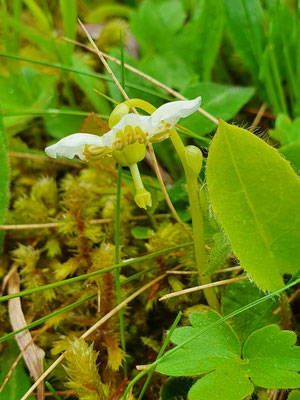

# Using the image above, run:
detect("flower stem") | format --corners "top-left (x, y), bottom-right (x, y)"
top-left (115, 163), bottom-right (127, 376)
top-left (170, 129), bottom-right (220, 311)
top-left (129, 163), bottom-right (144, 191)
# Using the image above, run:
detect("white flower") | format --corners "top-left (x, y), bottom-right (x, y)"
top-left (45, 97), bottom-right (201, 164)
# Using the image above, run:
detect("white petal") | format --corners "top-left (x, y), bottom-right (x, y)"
top-left (45, 133), bottom-right (104, 160)
top-left (151, 96), bottom-right (202, 126)
top-left (109, 114), bottom-right (154, 132)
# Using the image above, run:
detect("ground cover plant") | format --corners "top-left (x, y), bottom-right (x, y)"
top-left (0, 0), bottom-right (299, 399)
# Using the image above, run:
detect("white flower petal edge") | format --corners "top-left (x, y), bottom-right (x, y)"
top-left (151, 96), bottom-right (202, 126)
top-left (44, 97), bottom-right (202, 160)
top-left (45, 133), bottom-right (103, 160)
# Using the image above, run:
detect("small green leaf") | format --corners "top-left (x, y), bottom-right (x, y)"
top-left (188, 359), bottom-right (252, 400)
top-left (222, 280), bottom-right (280, 344)
top-left (156, 311), bottom-right (251, 400)
top-left (157, 312), bottom-right (300, 400)
top-left (223, 0), bottom-right (265, 77)
top-left (269, 114), bottom-right (292, 145)
top-left (131, 226), bottom-right (150, 239)
top-left (130, 0), bottom-right (185, 52)
top-left (44, 107), bottom-right (85, 139)
top-left (71, 56), bottom-right (110, 115)
top-left (182, 83), bottom-right (255, 137)
top-left (206, 120), bottom-right (300, 291)
top-left (288, 391), bottom-right (300, 400)
top-left (0, 67), bottom-right (56, 132)
top-left (140, 53), bottom-right (195, 91)
top-left (270, 115), bottom-right (300, 147)
top-left (280, 142), bottom-right (300, 174)
top-left (157, 311), bottom-right (241, 377)
top-left (243, 325), bottom-right (300, 388)
top-left (173, 0), bottom-right (224, 80)
top-left (269, 115), bottom-right (300, 173)
top-left (0, 341), bottom-right (35, 400)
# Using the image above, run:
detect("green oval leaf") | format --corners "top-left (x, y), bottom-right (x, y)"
top-left (206, 120), bottom-right (300, 291)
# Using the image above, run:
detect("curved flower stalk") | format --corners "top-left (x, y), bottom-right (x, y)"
top-left (45, 97), bottom-right (201, 209)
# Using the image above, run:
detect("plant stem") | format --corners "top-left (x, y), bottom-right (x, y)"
top-left (169, 129), bottom-right (220, 311)
top-left (279, 293), bottom-right (293, 330)
top-left (137, 311), bottom-right (182, 400)
top-left (129, 163), bottom-right (144, 191)
top-left (115, 163), bottom-right (127, 376)
top-left (0, 294), bottom-right (97, 343)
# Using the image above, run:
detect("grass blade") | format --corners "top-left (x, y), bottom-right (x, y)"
top-left (0, 108), bottom-right (10, 253)
top-left (0, 53), bottom-right (172, 101)
top-left (115, 34), bottom-right (127, 376)
top-left (59, 0), bottom-right (77, 64)
top-left (0, 294), bottom-right (97, 344)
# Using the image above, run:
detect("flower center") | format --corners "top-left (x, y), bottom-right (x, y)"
top-left (113, 125), bottom-right (149, 150)
top-left (113, 122), bottom-right (171, 150)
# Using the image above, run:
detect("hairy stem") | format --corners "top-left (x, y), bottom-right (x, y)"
top-left (170, 129), bottom-right (220, 311)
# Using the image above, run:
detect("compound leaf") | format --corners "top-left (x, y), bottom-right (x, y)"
top-left (157, 312), bottom-right (300, 400)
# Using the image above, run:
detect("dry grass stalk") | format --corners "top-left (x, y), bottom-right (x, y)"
top-left (0, 263), bottom-right (18, 296)
top-left (148, 144), bottom-right (193, 240)
top-left (8, 271), bottom-right (45, 400)
top-left (249, 103), bottom-right (267, 132)
top-left (78, 19), bottom-right (130, 102)
top-left (0, 214), bottom-right (170, 231)
top-left (8, 151), bottom-right (82, 168)
top-left (273, 286), bottom-right (300, 315)
top-left (159, 275), bottom-right (248, 301)
top-left (166, 266), bottom-right (243, 275)
top-left (63, 37), bottom-right (219, 125)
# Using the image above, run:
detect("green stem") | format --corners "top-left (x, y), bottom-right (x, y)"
top-left (169, 129), bottom-right (220, 311)
top-left (115, 164), bottom-right (127, 377)
top-left (0, 294), bottom-right (97, 343)
top-left (279, 293), bottom-right (293, 330)
top-left (0, 53), bottom-right (171, 101)
top-left (45, 382), bottom-right (62, 400)
top-left (137, 311), bottom-right (182, 400)
top-left (130, 163), bottom-right (144, 191)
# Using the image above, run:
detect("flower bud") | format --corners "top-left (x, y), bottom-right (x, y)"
top-left (134, 188), bottom-right (152, 209)
top-left (109, 103), bottom-right (130, 128)
top-left (184, 145), bottom-right (203, 176)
